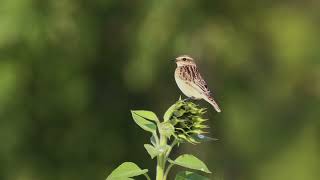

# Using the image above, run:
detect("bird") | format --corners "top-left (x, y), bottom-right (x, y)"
top-left (174, 55), bottom-right (221, 112)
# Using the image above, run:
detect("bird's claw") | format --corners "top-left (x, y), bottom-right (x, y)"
top-left (182, 97), bottom-right (195, 102)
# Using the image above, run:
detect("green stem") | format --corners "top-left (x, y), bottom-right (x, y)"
top-left (161, 140), bottom-right (177, 180)
top-left (156, 134), bottom-right (167, 180)
top-left (163, 163), bottom-right (174, 180)
top-left (156, 156), bottom-right (164, 180)
top-left (165, 139), bottom-right (178, 157)
top-left (152, 132), bottom-right (160, 145)
top-left (144, 173), bottom-right (151, 180)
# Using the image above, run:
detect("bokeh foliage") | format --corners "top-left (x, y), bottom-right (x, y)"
top-left (0, 0), bottom-right (319, 180)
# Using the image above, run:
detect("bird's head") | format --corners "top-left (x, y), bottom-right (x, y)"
top-left (175, 55), bottom-right (196, 67)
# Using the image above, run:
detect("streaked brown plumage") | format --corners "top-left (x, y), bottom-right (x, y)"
top-left (174, 55), bottom-right (221, 112)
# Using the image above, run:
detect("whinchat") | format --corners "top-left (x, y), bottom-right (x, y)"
top-left (174, 55), bottom-right (221, 112)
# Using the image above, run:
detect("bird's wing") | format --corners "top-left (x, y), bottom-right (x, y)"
top-left (179, 65), bottom-right (212, 96)
top-left (193, 69), bottom-right (212, 96)
top-left (181, 66), bottom-right (221, 112)
top-left (194, 70), bottom-right (222, 112)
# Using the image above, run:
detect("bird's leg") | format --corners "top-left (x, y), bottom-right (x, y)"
top-left (182, 97), bottom-right (195, 102)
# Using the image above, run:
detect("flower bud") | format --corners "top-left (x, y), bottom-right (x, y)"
top-left (166, 100), bottom-right (209, 144)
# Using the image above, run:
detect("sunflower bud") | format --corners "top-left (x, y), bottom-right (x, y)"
top-left (165, 100), bottom-right (210, 144)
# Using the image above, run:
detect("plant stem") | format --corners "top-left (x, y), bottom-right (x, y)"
top-left (156, 156), bottom-right (164, 180)
top-left (163, 163), bottom-right (174, 180)
top-left (153, 132), bottom-right (160, 145)
top-left (156, 134), bottom-right (167, 180)
top-left (144, 173), bottom-right (151, 180)
top-left (166, 139), bottom-right (178, 157)
top-left (161, 140), bottom-right (177, 180)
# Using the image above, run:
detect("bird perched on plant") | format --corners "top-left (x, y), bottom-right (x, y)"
top-left (174, 55), bottom-right (221, 112)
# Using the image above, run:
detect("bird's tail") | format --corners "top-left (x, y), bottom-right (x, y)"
top-left (205, 96), bottom-right (221, 113)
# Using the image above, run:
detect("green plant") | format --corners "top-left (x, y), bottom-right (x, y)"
top-left (106, 98), bottom-right (216, 180)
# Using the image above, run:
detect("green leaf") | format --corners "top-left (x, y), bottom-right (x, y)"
top-left (131, 111), bottom-right (157, 133)
top-left (144, 144), bottom-right (170, 159)
top-left (106, 162), bottom-right (148, 180)
top-left (157, 144), bottom-right (170, 154)
top-left (163, 103), bottom-right (177, 122)
top-left (144, 144), bottom-right (160, 159)
top-left (159, 122), bottom-right (175, 137)
top-left (175, 171), bottom-right (210, 180)
top-left (132, 110), bottom-right (159, 123)
top-left (150, 134), bottom-right (157, 146)
top-left (168, 154), bottom-right (211, 173)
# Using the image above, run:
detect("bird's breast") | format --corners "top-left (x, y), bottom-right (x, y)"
top-left (174, 67), bottom-right (202, 99)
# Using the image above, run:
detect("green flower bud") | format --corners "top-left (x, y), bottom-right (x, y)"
top-left (165, 100), bottom-right (211, 144)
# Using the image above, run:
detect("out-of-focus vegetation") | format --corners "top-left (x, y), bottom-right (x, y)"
top-left (0, 0), bottom-right (319, 180)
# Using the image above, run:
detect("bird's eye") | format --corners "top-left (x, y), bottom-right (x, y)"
top-left (182, 58), bottom-right (187, 61)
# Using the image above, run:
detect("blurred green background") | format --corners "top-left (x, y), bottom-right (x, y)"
top-left (1, 0), bottom-right (319, 180)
